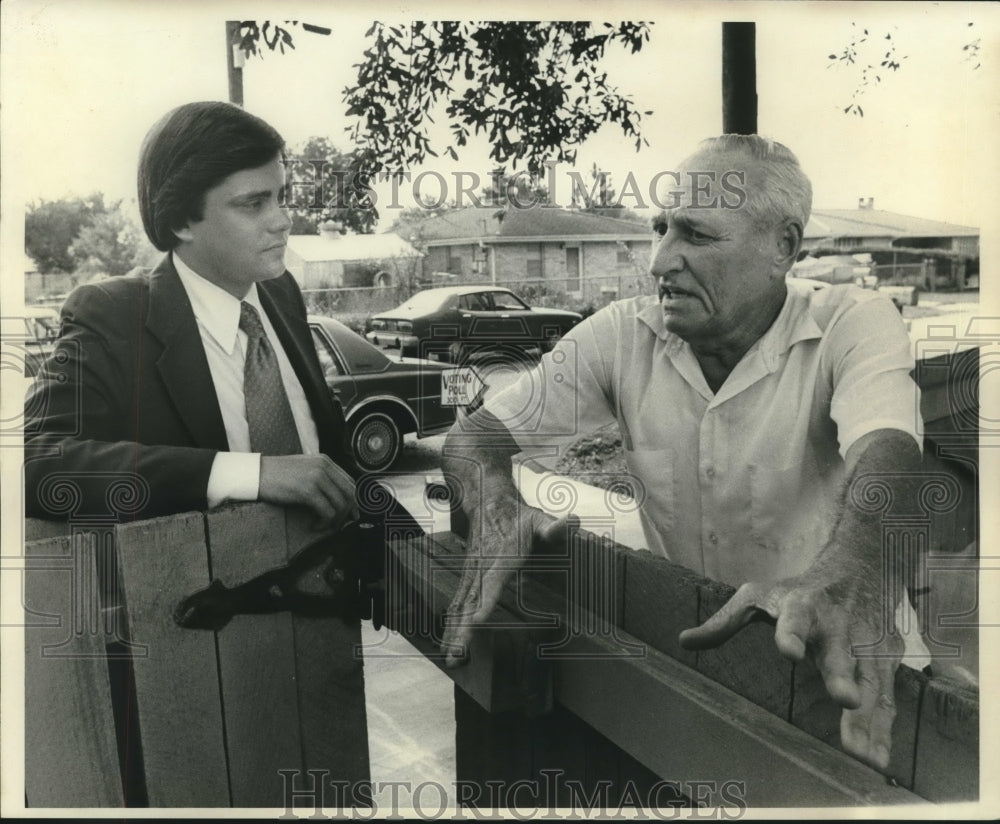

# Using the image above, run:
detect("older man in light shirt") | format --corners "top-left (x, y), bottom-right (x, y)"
top-left (441, 135), bottom-right (924, 772)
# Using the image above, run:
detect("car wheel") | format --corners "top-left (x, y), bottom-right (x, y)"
top-left (350, 411), bottom-right (402, 472)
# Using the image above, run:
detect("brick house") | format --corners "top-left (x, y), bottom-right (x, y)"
top-left (395, 206), bottom-right (652, 302)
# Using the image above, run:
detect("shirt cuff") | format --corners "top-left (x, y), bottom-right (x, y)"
top-left (206, 452), bottom-right (261, 509)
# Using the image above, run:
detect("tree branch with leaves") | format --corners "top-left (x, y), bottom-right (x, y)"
top-left (342, 21), bottom-right (652, 171)
top-left (236, 19), bottom-right (652, 173)
top-left (828, 20), bottom-right (981, 117)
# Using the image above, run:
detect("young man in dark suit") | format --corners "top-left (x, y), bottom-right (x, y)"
top-left (23, 103), bottom-right (423, 805)
top-left (25, 101), bottom-right (363, 525)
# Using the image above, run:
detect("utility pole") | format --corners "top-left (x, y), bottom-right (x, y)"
top-left (226, 21), bottom-right (244, 106)
top-left (722, 22), bottom-right (757, 134)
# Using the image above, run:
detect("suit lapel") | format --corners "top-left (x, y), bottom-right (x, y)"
top-left (145, 256), bottom-right (230, 450)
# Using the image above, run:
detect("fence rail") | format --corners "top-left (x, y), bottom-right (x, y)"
top-left (385, 508), bottom-right (977, 806)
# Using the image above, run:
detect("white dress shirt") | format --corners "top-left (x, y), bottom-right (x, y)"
top-left (486, 281), bottom-right (919, 584)
top-left (173, 253), bottom-right (320, 507)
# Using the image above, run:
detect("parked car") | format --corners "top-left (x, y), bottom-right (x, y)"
top-left (786, 272), bottom-right (904, 312)
top-left (19, 305), bottom-right (60, 377)
top-left (309, 315), bottom-right (456, 472)
top-left (789, 255), bottom-right (878, 289)
top-left (364, 286), bottom-right (583, 363)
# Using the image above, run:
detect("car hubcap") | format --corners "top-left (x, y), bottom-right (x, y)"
top-left (357, 419), bottom-right (395, 467)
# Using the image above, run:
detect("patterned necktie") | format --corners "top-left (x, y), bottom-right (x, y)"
top-left (239, 301), bottom-right (303, 455)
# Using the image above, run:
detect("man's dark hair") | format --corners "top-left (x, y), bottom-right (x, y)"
top-left (137, 101), bottom-right (286, 251)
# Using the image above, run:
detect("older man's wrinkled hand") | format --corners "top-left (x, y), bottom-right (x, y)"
top-left (678, 564), bottom-right (903, 771)
top-left (441, 500), bottom-right (576, 668)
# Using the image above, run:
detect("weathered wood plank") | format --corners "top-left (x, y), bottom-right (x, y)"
top-left (617, 749), bottom-right (689, 809)
top-left (694, 578), bottom-right (793, 718)
top-left (390, 532), bottom-right (554, 714)
top-left (115, 513), bottom-right (229, 806)
top-left (913, 677), bottom-right (979, 802)
top-left (887, 665), bottom-right (924, 788)
top-left (567, 531), bottom-right (626, 630)
top-left (454, 686), bottom-right (535, 808)
top-left (556, 633), bottom-right (923, 807)
top-left (622, 550), bottom-right (700, 665)
top-left (792, 659), bottom-right (925, 789)
top-left (205, 503), bottom-right (303, 807)
top-left (529, 704), bottom-right (589, 808)
top-left (948, 467), bottom-right (978, 552)
top-left (284, 509), bottom-right (370, 795)
top-left (790, 655), bottom-right (841, 751)
top-left (24, 518), bottom-right (71, 541)
top-left (24, 534), bottom-right (123, 807)
top-left (582, 722), bottom-right (623, 808)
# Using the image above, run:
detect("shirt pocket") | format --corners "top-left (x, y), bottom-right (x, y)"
top-left (622, 447), bottom-right (675, 536)
top-left (749, 463), bottom-right (804, 549)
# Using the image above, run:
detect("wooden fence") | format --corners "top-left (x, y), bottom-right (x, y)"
top-left (23, 492), bottom-right (978, 809)
top-left (22, 350), bottom-right (980, 810)
top-left (24, 504), bottom-right (370, 808)
top-left (384, 520), bottom-right (978, 808)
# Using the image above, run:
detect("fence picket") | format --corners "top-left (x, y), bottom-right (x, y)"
top-left (205, 503), bottom-right (304, 807)
top-left (913, 678), bottom-right (979, 802)
top-left (24, 534), bottom-right (123, 807)
top-left (115, 513), bottom-right (230, 806)
top-left (283, 509), bottom-right (371, 804)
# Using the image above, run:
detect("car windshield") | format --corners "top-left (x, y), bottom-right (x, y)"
top-left (397, 291), bottom-right (451, 314)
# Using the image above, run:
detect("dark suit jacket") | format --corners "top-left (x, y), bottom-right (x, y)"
top-left (24, 255), bottom-right (357, 521)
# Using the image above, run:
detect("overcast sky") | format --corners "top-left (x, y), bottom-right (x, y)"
top-left (1, 0), bottom-right (997, 237)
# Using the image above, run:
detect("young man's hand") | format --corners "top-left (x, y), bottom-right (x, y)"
top-left (259, 454), bottom-right (358, 529)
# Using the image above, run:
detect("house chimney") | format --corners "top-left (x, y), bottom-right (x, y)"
top-left (319, 220), bottom-right (343, 238)
top-left (857, 197), bottom-right (874, 210)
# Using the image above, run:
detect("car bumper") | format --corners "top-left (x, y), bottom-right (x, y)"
top-left (366, 331), bottom-right (419, 350)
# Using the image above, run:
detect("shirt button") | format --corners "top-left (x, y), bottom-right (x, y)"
top-left (706, 467), bottom-right (715, 479)
top-left (709, 532), bottom-right (718, 544)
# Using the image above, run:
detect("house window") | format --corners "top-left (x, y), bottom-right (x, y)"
top-left (616, 242), bottom-right (633, 265)
top-left (472, 244), bottom-right (488, 275)
top-left (565, 246), bottom-right (581, 293)
top-left (526, 244), bottom-right (543, 278)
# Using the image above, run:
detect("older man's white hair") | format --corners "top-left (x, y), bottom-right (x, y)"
top-left (686, 134), bottom-right (813, 230)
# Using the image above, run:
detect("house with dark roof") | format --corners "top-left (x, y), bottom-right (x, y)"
top-left (392, 206), bottom-right (652, 301)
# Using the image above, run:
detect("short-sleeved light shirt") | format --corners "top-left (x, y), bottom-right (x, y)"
top-left (486, 281), bottom-right (921, 587)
